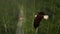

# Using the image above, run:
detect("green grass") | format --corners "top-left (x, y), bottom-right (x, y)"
top-left (0, 0), bottom-right (19, 34)
top-left (0, 0), bottom-right (60, 34)
top-left (21, 0), bottom-right (60, 34)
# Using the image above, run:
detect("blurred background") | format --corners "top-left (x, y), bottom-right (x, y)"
top-left (0, 0), bottom-right (60, 34)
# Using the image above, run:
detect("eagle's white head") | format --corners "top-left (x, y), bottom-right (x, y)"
top-left (43, 15), bottom-right (49, 20)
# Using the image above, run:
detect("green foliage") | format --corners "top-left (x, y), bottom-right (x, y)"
top-left (21, 0), bottom-right (60, 34)
top-left (0, 0), bottom-right (19, 34)
top-left (0, 0), bottom-right (60, 34)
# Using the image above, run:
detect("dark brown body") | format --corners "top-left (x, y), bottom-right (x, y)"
top-left (34, 12), bottom-right (45, 29)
